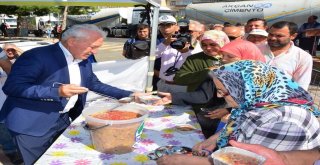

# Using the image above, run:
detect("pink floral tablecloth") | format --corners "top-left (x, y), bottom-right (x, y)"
top-left (35, 103), bottom-right (205, 165)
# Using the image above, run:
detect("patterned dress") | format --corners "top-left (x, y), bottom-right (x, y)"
top-left (210, 60), bottom-right (320, 151)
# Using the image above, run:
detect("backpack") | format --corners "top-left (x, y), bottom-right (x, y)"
top-left (124, 38), bottom-right (150, 59)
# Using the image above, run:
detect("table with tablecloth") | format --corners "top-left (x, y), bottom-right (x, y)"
top-left (35, 101), bottom-right (206, 165)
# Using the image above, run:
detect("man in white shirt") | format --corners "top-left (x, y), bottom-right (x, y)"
top-left (156, 15), bottom-right (195, 93)
top-left (258, 21), bottom-right (313, 90)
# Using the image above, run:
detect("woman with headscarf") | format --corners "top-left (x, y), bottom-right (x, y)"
top-left (156, 60), bottom-right (320, 165)
top-left (174, 30), bottom-right (230, 92)
top-left (160, 30), bottom-right (230, 138)
top-left (204, 39), bottom-right (266, 120)
top-left (156, 40), bottom-right (266, 137)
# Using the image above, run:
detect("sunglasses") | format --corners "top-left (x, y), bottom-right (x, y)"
top-left (228, 36), bottom-right (240, 41)
top-left (5, 48), bottom-right (16, 52)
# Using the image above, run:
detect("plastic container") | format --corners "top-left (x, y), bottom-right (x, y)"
top-left (139, 95), bottom-right (161, 105)
top-left (211, 146), bottom-right (265, 165)
top-left (82, 103), bottom-right (148, 154)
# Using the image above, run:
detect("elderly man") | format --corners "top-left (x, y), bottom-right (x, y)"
top-left (223, 25), bottom-right (243, 41)
top-left (258, 21), bottom-right (313, 90)
top-left (0, 24), bottom-right (140, 165)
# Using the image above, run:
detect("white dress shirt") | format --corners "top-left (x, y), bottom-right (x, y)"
top-left (58, 42), bottom-right (83, 113)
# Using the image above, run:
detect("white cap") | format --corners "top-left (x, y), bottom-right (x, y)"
top-left (158, 15), bottom-right (177, 24)
top-left (249, 29), bottom-right (268, 37)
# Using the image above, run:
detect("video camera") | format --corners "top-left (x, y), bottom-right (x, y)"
top-left (170, 19), bottom-right (192, 50)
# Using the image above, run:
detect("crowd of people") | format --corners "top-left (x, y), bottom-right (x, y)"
top-left (0, 14), bottom-right (319, 165)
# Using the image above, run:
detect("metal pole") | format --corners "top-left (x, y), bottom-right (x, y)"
top-left (145, 6), bottom-right (160, 92)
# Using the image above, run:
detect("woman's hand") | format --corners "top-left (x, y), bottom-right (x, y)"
top-left (192, 133), bottom-right (219, 156)
top-left (153, 92), bottom-right (172, 105)
top-left (204, 108), bottom-right (229, 119)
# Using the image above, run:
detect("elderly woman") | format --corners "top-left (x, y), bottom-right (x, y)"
top-left (156, 60), bottom-right (320, 165)
top-left (157, 40), bottom-right (266, 130)
top-left (166, 30), bottom-right (230, 138)
top-left (174, 30), bottom-right (230, 92)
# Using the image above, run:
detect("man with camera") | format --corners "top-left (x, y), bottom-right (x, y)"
top-left (156, 15), bottom-right (196, 93)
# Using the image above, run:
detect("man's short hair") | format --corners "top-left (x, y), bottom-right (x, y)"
top-left (247, 18), bottom-right (267, 27)
top-left (270, 21), bottom-right (298, 35)
top-left (312, 15), bottom-right (318, 20)
top-left (137, 24), bottom-right (149, 31)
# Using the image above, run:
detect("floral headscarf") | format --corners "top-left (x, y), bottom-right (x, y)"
top-left (220, 39), bottom-right (266, 62)
top-left (201, 30), bottom-right (230, 47)
top-left (210, 60), bottom-right (320, 148)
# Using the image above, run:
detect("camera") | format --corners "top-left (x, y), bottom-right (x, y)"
top-left (170, 19), bottom-right (192, 50)
top-left (164, 66), bottom-right (179, 76)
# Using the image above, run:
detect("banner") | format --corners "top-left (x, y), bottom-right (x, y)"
top-left (86, 57), bottom-right (148, 101)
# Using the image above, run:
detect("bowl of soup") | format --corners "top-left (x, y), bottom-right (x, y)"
top-left (82, 103), bottom-right (148, 154)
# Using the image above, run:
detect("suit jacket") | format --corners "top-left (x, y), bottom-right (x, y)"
top-left (0, 43), bottom-right (132, 136)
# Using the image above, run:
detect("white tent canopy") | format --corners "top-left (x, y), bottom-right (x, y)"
top-left (0, 0), bottom-right (161, 92)
top-left (0, 0), bottom-right (148, 7)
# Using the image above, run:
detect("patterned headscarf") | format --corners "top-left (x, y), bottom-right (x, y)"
top-left (210, 60), bottom-right (320, 148)
top-left (201, 30), bottom-right (230, 47)
top-left (220, 39), bottom-right (266, 62)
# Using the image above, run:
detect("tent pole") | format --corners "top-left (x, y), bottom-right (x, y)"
top-left (145, 5), bottom-right (159, 92)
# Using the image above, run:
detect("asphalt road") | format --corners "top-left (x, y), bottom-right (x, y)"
top-left (95, 37), bottom-right (128, 62)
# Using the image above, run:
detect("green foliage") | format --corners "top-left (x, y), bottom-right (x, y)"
top-left (67, 6), bottom-right (100, 15)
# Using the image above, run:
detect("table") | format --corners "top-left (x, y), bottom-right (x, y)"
top-left (35, 101), bottom-right (205, 165)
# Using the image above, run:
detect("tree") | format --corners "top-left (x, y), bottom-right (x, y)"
top-left (0, 6), bottom-right (60, 36)
top-left (0, 5), bottom-right (99, 36)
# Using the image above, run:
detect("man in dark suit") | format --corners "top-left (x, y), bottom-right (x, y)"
top-left (0, 24), bottom-right (138, 165)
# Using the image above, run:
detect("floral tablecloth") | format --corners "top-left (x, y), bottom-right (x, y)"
top-left (35, 102), bottom-right (205, 165)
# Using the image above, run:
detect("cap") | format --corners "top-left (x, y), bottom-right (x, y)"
top-left (177, 19), bottom-right (190, 27)
top-left (248, 29), bottom-right (268, 37)
top-left (158, 15), bottom-right (177, 24)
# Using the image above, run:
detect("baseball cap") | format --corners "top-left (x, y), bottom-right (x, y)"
top-left (158, 15), bottom-right (177, 25)
top-left (249, 29), bottom-right (268, 37)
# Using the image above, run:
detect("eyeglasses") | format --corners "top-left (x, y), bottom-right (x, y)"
top-left (5, 48), bottom-right (16, 52)
top-left (217, 89), bottom-right (229, 97)
top-left (227, 36), bottom-right (240, 41)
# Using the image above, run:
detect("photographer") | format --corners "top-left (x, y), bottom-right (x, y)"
top-left (156, 15), bottom-right (194, 93)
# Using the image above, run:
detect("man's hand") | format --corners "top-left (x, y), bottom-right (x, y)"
top-left (58, 84), bottom-right (88, 97)
top-left (163, 35), bottom-right (177, 46)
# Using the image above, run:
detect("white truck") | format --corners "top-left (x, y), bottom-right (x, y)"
top-left (21, 15), bottom-right (59, 37)
top-left (0, 15), bottom-right (17, 29)
top-left (185, 0), bottom-right (320, 27)
top-left (67, 6), bottom-right (171, 37)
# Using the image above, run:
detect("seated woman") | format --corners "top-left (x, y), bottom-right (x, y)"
top-left (155, 40), bottom-right (266, 137)
top-left (156, 60), bottom-right (320, 165)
